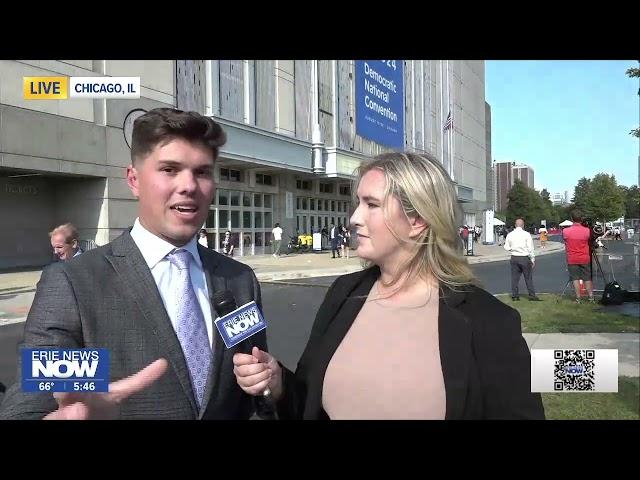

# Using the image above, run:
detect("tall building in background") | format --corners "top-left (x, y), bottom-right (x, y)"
top-left (551, 191), bottom-right (570, 206)
top-left (512, 164), bottom-right (535, 189)
top-left (485, 102), bottom-right (494, 211)
top-left (493, 161), bottom-right (535, 212)
top-left (494, 161), bottom-right (514, 212)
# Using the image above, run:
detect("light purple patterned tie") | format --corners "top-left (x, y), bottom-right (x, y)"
top-left (168, 249), bottom-right (212, 408)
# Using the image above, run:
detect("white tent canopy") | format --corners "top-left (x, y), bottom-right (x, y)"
top-left (493, 218), bottom-right (505, 226)
top-left (559, 220), bottom-right (573, 227)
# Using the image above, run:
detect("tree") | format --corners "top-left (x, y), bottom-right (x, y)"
top-left (626, 64), bottom-right (639, 138)
top-left (506, 180), bottom-right (547, 228)
top-left (539, 188), bottom-right (554, 223)
top-left (572, 177), bottom-right (592, 212)
top-left (585, 174), bottom-right (625, 222)
top-left (620, 185), bottom-right (640, 218)
top-left (506, 180), bottom-right (530, 225)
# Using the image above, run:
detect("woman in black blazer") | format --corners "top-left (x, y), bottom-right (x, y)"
top-left (234, 152), bottom-right (545, 420)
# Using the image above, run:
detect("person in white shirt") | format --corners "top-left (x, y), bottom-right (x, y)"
top-left (504, 218), bottom-right (541, 301)
top-left (197, 229), bottom-right (208, 248)
top-left (271, 223), bottom-right (283, 257)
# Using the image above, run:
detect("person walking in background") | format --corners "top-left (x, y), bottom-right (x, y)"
top-left (461, 225), bottom-right (470, 253)
top-left (504, 218), bottom-right (541, 301)
top-left (538, 225), bottom-right (548, 249)
top-left (49, 223), bottom-right (83, 261)
top-left (197, 229), bottom-right (209, 248)
top-left (342, 225), bottom-right (351, 259)
top-left (271, 223), bottom-right (283, 257)
top-left (330, 223), bottom-right (341, 258)
top-left (222, 230), bottom-right (235, 256)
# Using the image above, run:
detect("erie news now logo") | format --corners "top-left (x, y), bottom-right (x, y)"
top-left (21, 348), bottom-right (110, 393)
top-left (23, 77), bottom-right (140, 99)
top-left (214, 301), bottom-right (267, 348)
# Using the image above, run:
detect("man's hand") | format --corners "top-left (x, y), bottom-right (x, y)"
top-left (43, 358), bottom-right (168, 420)
top-left (234, 347), bottom-right (283, 401)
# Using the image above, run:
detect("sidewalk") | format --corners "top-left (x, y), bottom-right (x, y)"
top-left (0, 239), bottom-right (565, 290)
top-left (235, 238), bottom-right (565, 282)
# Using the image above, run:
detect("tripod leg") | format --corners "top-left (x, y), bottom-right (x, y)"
top-left (560, 277), bottom-right (572, 301)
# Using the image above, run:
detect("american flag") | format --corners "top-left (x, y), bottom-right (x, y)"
top-left (443, 110), bottom-right (453, 131)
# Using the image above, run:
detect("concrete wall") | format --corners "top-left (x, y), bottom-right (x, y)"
top-left (0, 60), bottom-right (177, 261)
top-left (0, 175), bottom-right (55, 268)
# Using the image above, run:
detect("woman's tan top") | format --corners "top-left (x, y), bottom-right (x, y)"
top-left (322, 281), bottom-right (446, 419)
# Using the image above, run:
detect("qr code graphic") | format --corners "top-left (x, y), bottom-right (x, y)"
top-left (553, 350), bottom-right (595, 391)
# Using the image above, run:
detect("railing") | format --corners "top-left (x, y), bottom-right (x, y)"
top-left (80, 239), bottom-right (98, 252)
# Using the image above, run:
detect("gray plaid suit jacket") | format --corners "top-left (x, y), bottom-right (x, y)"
top-left (0, 230), bottom-right (267, 419)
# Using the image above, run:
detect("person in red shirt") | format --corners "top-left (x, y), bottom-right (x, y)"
top-left (562, 211), bottom-right (594, 303)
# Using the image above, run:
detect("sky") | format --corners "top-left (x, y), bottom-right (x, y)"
top-left (485, 60), bottom-right (639, 197)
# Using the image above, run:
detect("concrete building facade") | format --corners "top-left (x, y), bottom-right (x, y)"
top-left (1, 60), bottom-right (492, 268)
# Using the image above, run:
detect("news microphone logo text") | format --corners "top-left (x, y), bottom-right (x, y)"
top-left (21, 348), bottom-right (110, 393)
top-left (214, 301), bottom-right (267, 348)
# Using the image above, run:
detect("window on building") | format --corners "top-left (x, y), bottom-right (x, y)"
top-left (254, 194), bottom-right (262, 208)
top-left (256, 174), bottom-right (273, 186)
top-left (218, 189), bottom-right (228, 205)
top-left (243, 193), bottom-right (251, 207)
top-left (254, 232), bottom-right (263, 247)
top-left (264, 195), bottom-right (272, 208)
top-left (319, 182), bottom-right (334, 194)
top-left (296, 179), bottom-right (312, 190)
top-left (231, 211), bottom-right (240, 228)
top-left (207, 210), bottom-right (216, 228)
top-left (219, 210), bottom-right (229, 229)
top-left (220, 168), bottom-right (242, 182)
top-left (230, 191), bottom-right (240, 206)
top-left (339, 184), bottom-right (351, 196)
top-left (243, 211), bottom-right (251, 228)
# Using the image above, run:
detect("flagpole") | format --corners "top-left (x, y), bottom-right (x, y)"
top-left (439, 60), bottom-right (444, 165)
top-left (447, 60), bottom-right (454, 182)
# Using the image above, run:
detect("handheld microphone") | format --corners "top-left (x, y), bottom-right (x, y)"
top-left (212, 290), bottom-right (276, 420)
top-left (212, 290), bottom-right (238, 318)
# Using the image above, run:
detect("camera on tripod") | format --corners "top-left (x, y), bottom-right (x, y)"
top-left (583, 219), bottom-right (607, 250)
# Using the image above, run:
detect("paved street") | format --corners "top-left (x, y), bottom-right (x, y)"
top-left (1, 237), bottom-right (638, 393)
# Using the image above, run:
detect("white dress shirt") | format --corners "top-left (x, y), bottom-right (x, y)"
top-left (130, 218), bottom-right (214, 347)
top-left (504, 227), bottom-right (535, 260)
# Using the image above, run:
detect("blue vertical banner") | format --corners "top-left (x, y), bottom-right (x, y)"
top-left (355, 60), bottom-right (405, 149)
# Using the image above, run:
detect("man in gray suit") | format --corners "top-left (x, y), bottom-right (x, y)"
top-left (0, 108), bottom-right (268, 419)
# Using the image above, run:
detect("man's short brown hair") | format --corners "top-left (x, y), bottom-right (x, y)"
top-left (570, 210), bottom-right (583, 223)
top-left (130, 108), bottom-right (227, 165)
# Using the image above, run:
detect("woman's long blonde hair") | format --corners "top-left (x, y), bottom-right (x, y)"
top-left (353, 152), bottom-right (477, 290)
